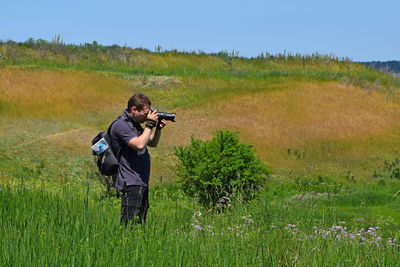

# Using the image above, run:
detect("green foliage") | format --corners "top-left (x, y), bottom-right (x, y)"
top-left (373, 158), bottom-right (400, 180)
top-left (2, 182), bottom-right (400, 266)
top-left (294, 175), bottom-right (343, 194)
top-left (88, 167), bottom-right (119, 198)
top-left (174, 130), bottom-right (271, 208)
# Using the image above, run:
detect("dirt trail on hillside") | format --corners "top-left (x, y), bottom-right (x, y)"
top-left (11, 128), bottom-right (94, 152)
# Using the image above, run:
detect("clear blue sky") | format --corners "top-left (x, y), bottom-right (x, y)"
top-left (1, 0), bottom-right (398, 61)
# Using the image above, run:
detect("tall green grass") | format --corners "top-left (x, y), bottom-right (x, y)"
top-left (1, 179), bottom-right (400, 266)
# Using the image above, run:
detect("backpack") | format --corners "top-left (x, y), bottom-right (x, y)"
top-left (91, 112), bottom-right (134, 176)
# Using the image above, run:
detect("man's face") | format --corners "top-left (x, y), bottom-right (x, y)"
top-left (132, 105), bottom-right (150, 123)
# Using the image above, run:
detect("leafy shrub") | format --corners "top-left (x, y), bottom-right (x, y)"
top-left (174, 130), bottom-right (271, 208)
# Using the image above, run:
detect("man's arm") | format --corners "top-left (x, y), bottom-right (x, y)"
top-left (148, 128), bottom-right (161, 147)
top-left (148, 119), bottom-right (167, 147)
top-left (126, 110), bottom-right (160, 151)
top-left (127, 127), bottom-right (153, 151)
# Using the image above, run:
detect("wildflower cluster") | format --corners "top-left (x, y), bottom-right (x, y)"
top-left (190, 213), bottom-right (255, 237)
top-left (241, 215), bottom-right (254, 224)
top-left (388, 238), bottom-right (400, 248)
top-left (312, 225), bottom-right (383, 246)
top-left (276, 221), bottom-right (400, 248)
top-left (191, 211), bottom-right (206, 232)
top-left (284, 224), bottom-right (299, 235)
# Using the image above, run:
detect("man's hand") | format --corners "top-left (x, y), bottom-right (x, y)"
top-left (157, 119), bottom-right (168, 130)
top-left (144, 109), bottom-right (159, 130)
top-left (147, 109), bottom-right (159, 122)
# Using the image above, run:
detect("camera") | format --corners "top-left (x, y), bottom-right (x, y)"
top-left (151, 108), bottom-right (176, 122)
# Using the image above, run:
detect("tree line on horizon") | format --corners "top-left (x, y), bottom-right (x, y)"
top-left (360, 61), bottom-right (400, 74)
top-left (1, 37), bottom-right (398, 81)
top-left (0, 37), bottom-right (352, 64)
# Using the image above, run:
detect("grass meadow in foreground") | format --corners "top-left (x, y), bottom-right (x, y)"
top-left (1, 178), bottom-right (400, 266)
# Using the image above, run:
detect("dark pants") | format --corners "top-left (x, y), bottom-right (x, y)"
top-left (121, 184), bottom-right (149, 226)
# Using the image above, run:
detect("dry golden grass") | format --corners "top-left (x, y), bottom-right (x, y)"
top-left (220, 81), bottom-right (400, 143)
top-left (165, 81), bottom-right (400, 143)
top-left (161, 80), bottom-right (400, 179)
top-left (0, 67), bottom-right (132, 120)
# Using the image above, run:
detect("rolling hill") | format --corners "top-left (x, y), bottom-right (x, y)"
top-left (1, 39), bottom-right (400, 184)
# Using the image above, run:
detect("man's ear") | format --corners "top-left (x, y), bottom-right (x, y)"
top-left (131, 106), bottom-right (137, 113)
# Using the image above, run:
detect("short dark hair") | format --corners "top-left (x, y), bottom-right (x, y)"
top-left (127, 93), bottom-right (151, 111)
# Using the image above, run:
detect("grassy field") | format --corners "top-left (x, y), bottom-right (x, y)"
top-left (1, 40), bottom-right (400, 265)
top-left (2, 180), bottom-right (400, 265)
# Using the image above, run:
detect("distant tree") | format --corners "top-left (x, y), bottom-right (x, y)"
top-left (361, 61), bottom-right (400, 74)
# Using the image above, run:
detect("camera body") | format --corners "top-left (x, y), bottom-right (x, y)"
top-left (151, 108), bottom-right (176, 122)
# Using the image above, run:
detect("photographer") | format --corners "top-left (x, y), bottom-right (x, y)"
top-left (109, 93), bottom-right (167, 225)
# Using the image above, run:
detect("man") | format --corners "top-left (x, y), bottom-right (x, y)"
top-left (109, 93), bottom-right (167, 225)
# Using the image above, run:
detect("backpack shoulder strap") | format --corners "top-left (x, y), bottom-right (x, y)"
top-left (107, 112), bottom-right (135, 135)
top-left (107, 112), bottom-right (136, 161)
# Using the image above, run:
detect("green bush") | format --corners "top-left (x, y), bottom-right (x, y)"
top-left (174, 130), bottom-right (271, 208)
